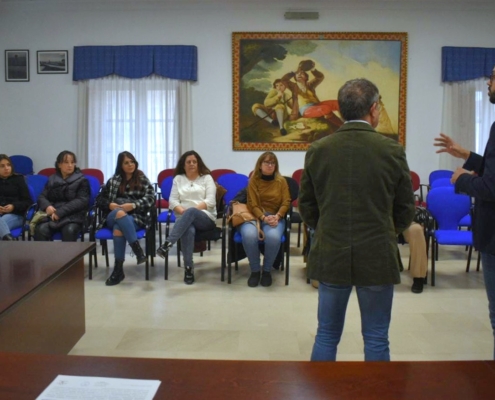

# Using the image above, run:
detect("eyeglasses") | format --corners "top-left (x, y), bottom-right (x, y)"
top-left (185, 160), bottom-right (198, 165)
top-left (123, 160), bottom-right (135, 165)
top-left (262, 161), bottom-right (276, 166)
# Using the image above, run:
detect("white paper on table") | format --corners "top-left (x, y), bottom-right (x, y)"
top-left (36, 374), bottom-right (161, 400)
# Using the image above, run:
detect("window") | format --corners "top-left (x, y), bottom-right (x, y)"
top-left (87, 75), bottom-right (179, 183)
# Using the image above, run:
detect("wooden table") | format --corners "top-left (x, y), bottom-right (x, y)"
top-left (0, 352), bottom-right (494, 399)
top-left (0, 242), bottom-right (94, 355)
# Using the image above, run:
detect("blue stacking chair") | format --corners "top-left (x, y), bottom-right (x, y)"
top-left (21, 175), bottom-right (49, 240)
top-left (428, 169), bottom-right (453, 187)
top-left (430, 177), bottom-right (453, 189)
top-left (90, 201), bottom-right (156, 281)
top-left (427, 186), bottom-right (476, 286)
top-left (10, 155), bottom-right (34, 175)
top-left (224, 175), bottom-right (293, 286)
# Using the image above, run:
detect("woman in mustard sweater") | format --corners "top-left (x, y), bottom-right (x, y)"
top-left (242, 152), bottom-right (291, 287)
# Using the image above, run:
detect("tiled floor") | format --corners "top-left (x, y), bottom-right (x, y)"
top-left (70, 228), bottom-right (493, 361)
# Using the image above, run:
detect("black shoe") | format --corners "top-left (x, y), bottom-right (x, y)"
top-left (2, 233), bottom-right (14, 241)
top-left (106, 260), bottom-right (125, 286)
top-left (184, 266), bottom-right (194, 285)
top-left (130, 240), bottom-right (146, 264)
top-left (105, 271), bottom-right (125, 286)
top-left (260, 271), bottom-right (272, 287)
top-left (280, 128), bottom-right (287, 136)
top-left (248, 271), bottom-right (261, 287)
top-left (156, 241), bottom-right (173, 259)
top-left (411, 278), bottom-right (424, 294)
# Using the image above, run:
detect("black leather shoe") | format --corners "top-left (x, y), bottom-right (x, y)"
top-left (130, 240), bottom-right (146, 264)
top-left (248, 271), bottom-right (261, 287)
top-left (105, 271), bottom-right (125, 286)
top-left (2, 233), bottom-right (15, 241)
top-left (260, 271), bottom-right (272, 287)
top-left (184, 266), bottom-right (194, 285)
top-left (156, 241), bottom-right (173, 259)
top-left (411, 278), bottom-right (424, 294)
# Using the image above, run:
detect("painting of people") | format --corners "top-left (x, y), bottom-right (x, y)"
top-left (232, 32), bottom-right (408, 150)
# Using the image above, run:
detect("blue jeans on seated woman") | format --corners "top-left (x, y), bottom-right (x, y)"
top-left (240, 216), bottom-right (285, 273)
top-left (167, 208), bottom-right (215, 267)
top-left (106, 208), bottom-right (139, 261)
top-left (311, 282), bottom-right (394, 362)
top-left (0, 214), bottom-right (23, 237)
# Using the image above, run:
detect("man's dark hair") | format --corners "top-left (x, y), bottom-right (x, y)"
top-left (337, 78), bottom-right (379, 121)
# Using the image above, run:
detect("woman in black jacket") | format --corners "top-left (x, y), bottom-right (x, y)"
top-left (0, 154), bottom-right (32, 240)
top-left (34, 150), bottom-right (90, 241)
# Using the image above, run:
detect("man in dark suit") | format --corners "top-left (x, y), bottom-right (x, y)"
top-left (299, 78), bottom-right (415, 361)
top-left (434, 68), bottom-right (495, 360)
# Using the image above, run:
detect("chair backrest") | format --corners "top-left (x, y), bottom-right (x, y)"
top-left (429, 169), bottom-right (453, 186)
top-left (284, 176), bottom-right (299, 202)
top-left (427, 186), bottom-right (471, 230)
top-left (430, 177), bottom-right (453, 189)
top-left (157, 168), bottom-right (175, 186)
top-left (410, 171), bottom-right (420, 192)
top-left (210, 169), bottom-right (236, 182)
top-left (217, 173), bottom-right (249, 205)
top-left (25, 174), bottom-right (48, 202)
top-left (84, 175), bottom-right (102, 208)
top-left (10, 155), bottom-right (34, 175)
top-left (81, 168), bottom-right (104, 185)
top-left (37, 167), bottom-right (56, 177)
top-left (159, 176), bottom-right (174, 201)
top-left (292, 169), bottom-right (303, 185)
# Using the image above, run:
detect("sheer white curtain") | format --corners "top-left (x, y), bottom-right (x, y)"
top-left (441, 78), bottom-right (495, 170)
top-left (77, 74), bottom-right (192, 183)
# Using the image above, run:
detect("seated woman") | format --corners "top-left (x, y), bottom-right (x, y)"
top-left (98, 151), bottom-right (155, 286)
top-left (0, 154), bottom-right (32, 240)
top-left (34, 150), bottom-right (90, 242)
top-left (156, 151), bottom-right (217, 285)
top-left (242, 152), bottom-right (291, 287)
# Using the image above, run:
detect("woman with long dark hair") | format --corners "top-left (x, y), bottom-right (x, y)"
top-left (156, 150), bottom-right (217, 285)
top-left (0, 154), bottom-right (31, 240)
top-left (34, 150), bottom-right (90, 242)
top-left (98, 151), bottom-right (155, 286)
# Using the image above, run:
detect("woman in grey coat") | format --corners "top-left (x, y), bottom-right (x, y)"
top-left (34, 150), bottom-right (90, 242)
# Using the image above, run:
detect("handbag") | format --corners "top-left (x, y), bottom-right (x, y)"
top-left (228, 201), bottom-right (264, 240)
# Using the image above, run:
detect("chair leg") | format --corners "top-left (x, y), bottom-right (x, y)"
top-left (466, 246), bottom-right (473, 272)
top-left (476, 251), bottom-right (481, 271)
top-left (297, 223), bottom-right (301, 248)
top-left (431, 237), bottom-right (436, 287)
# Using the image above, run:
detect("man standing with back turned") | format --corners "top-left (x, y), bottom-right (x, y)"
top-left (299, 78), bottom-right (415, 361)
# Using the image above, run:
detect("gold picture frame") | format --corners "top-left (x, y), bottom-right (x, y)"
top-left (232, 32), bottom-right (408, 151)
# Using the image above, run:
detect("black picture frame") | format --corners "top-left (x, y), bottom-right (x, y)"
top-left (37, 50), bottom-right (68, 74)
top-left (5, 50), bottom-right (29, 82)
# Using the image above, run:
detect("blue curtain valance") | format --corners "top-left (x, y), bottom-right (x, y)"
top-left (442, 46), bottom-right (495, 82)
top-left (73, 45), bottom-right (197, 81)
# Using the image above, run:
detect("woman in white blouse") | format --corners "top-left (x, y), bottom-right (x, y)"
top-left (156, 150), bottom-right (217, 284)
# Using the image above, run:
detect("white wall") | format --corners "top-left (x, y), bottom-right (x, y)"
top-left (1, 2), bottom-right (495, 182)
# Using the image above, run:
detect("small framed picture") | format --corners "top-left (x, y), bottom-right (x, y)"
top-left (5, 50), bottom-right (30, 82)
top-left (37, 50), bottom-right (68, 74)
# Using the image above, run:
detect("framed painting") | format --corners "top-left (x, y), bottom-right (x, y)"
top-left (5, 50), bottom-right (29, 82)
top-left (37, 50), bottom-right (69, 74)
top-left (232, 32), bottom-right (408, 151)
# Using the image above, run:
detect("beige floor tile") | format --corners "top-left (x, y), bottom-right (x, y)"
top-left (71, 229), bottom-right (493, 362)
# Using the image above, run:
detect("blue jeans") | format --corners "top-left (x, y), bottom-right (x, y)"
top-left (0, 214), bottom-right (23, 237)
top-left (167, 208), bottom-right (215, 267)
top-left (311, 282), bottom-right (394, 362)
top-left (481, 252), bottom-right (495, 360)
top-left (240, 216), bottom-right (285, 272)
top-left (106, 208), bottom-right (139, 261)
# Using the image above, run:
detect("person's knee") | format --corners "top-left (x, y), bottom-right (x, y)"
top-left (34, 223), bottom-right (51, 241)
top-left (116, 210), bottom-right (127, 219)
top-left (64, 224), bottom-right (82, 241)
